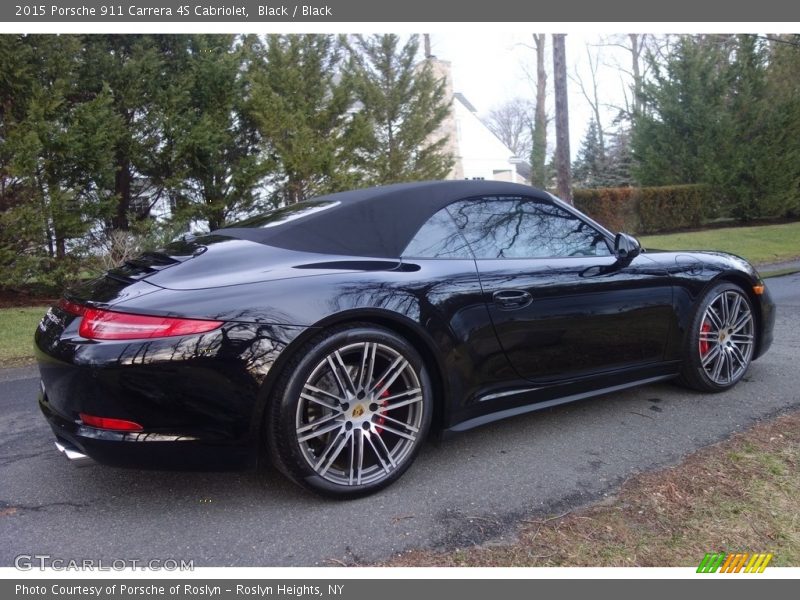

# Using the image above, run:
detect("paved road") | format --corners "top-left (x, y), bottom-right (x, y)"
top-left (1, 274), bottom-right (799, 567)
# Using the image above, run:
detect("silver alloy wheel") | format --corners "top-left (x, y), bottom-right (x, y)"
top-left (698, 289), bottom-right (755, 385)
top-left (295, 342), bottom-right (424, 486)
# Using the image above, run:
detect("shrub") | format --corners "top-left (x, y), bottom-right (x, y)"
top-left (573, 184), bottom-right (716, 234)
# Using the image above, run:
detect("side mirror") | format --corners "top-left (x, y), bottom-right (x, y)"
top-left (614, 232), bottom-right (641, 262)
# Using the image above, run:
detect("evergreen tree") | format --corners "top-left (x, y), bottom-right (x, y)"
top-left (166, 35), bottom-right (269, 230)
top-left (0, 35), bottom-right (122, 289)
top-left (602, 127), bottom-right (634, 188)
top-left (632, 34), bottom-right (800, 219)
top-left (78, 35), bottom-right (174, 231)
top-left (346, 34), bottom-right (453, 185)
top-left (572, 119), bottom-right (605, 188)
top-left (632, 36), bottom-right (730, 188)
top-left (247, 34), bottom-right (361, 205)
top-left (761, 35), bottom-right (800, 218)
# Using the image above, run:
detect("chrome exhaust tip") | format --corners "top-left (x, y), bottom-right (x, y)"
top-left (54, 440), bottom-right (92, 466)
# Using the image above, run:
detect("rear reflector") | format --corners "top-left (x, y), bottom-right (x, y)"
top-left (79, 413), bottom-right (144, 432)
top-left (78, 307), bottom-right (222, 340)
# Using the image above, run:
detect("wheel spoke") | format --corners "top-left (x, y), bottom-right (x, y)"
top-left (710, 349), bottom-right (725, 381)
top-left (316, 430), bottom-right (351, 476)
top-left (732, 311), bottom-right (752, 332)
top-left (297, 419), bottom-right (343, 443)
top-left (729, 344), bottom-right (748, 370)
top-left (381, 393), bottom-right (423, 412)
top-left (371, 429), bottom-right (397, 468)
top-left (296, 411), bottom-right (343, 435)
top-left (363, 431), bottom-right (392, 474)
top-left (701, 344), bottom-right (720, 367)
top-left (730, 333), bottom-right (753, 344)
top-left (302, 383), bottom-right (345, 407)
top-left (375, 422), bottom-right (417, 441)
top-left (348, 428), bottom-right (365, 485)
top-left (727, 294), bottom-right (742, 327)
top-left (377, 412), bottom-right (420, 434)
top-left (705, 305), bottom-right (724, 331)
top-left (357, 342), bottom-right (377, 392)
top-left (370, 356), bottom-right (410, 397)
top-left (327, 351), bottom-right (357, 396)
top-left (719, 294), bottom-right (730, 325)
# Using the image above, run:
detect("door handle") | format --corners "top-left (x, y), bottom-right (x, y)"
top-left (493, 290), bottom-right (533, 310)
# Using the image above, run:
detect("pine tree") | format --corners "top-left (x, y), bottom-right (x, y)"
top-left (572, 119), bottom-right (605, 188)
top-left (602, 128), bottom-right (634, 188)
top-left (346, 34), bottom-right (453, 185)
top-left (0, 35), bottom-right (122, 289)
top-left (165, 35), bottom-right (269, 231)
top-left (247, 34), bottom-right (361, 205)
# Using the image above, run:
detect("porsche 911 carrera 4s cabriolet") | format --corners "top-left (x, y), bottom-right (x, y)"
top-left (35, 180), bottom-right (775, 497)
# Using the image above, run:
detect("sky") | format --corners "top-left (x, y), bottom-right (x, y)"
top-left (429, 32), bottom-right (633, 161)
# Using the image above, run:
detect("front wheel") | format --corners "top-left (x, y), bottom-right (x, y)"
top-left (678, 282), bottom-right (756, 392)
top-left (268, 324), bottom-right (432, 498)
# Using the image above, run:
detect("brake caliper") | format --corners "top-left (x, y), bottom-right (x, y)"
top-left (699, 320), bottom-right (712, 356)
top-left (374, 388), bottom-right (390, 434)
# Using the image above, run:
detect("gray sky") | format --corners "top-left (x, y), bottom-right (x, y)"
top-left (431, 32), bottom-right (633, 160)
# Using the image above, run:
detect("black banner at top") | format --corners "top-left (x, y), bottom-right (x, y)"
top-left (3, 0), bottom-right (800, 23)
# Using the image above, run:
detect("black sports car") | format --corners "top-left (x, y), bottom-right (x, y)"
top-left (35, 180), bottom-right (775, 497)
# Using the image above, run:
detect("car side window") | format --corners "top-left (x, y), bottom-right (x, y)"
top-left (402, 207), bottom-right (473, 259)
top-left (446, 196), bottom-right (611, 259)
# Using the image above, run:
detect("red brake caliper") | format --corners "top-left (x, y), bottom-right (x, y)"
top-left (374, 388), bottom-right (390, 434)
top-left (699, 320), bottom-right (711, 356)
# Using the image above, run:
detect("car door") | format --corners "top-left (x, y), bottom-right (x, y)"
top-left (447, 195), bottom-right (674, 383)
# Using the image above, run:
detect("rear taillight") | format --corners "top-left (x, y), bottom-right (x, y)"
top-left (79, 413), bottom-right (144, 432)
top-left (58, 298), bottom-right (86, 317)
top-left (76, 306), bottom-right (222, 340)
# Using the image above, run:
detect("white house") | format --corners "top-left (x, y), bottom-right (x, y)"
top-left (427, 58), bottom-right (531, 185)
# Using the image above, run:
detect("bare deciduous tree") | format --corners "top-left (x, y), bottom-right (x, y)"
top-left (483, 98), bottom-right (534, 157)
top-left (571, 44), bottom-right (606, 161)
top-left (552, 33), bottom-right (572, 204)
top-left (531, 33), bottom-right (548, 188)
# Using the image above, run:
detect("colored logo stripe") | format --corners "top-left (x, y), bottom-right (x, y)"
top-left (697, 552), bottom-right (773, 573)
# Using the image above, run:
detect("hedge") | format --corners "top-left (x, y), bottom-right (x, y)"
top-left (573, 184), bottom-right (717, 234)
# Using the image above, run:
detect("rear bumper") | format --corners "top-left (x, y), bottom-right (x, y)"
top-left (38, 384), bottom-right (251, 470)
top-left (34, 313), bottom-right (308, 471)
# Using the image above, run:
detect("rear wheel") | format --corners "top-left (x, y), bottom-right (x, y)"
top-left (268, 324), bottom-right (432, 498)
top-left (678, 282), bottom-right (756, 392)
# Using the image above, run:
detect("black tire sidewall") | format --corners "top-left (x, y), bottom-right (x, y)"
top-left (268, 325), bottom-right (433, 498)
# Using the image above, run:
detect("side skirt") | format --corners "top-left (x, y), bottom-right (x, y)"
top-left (444, 373), bottom-right (677, 435)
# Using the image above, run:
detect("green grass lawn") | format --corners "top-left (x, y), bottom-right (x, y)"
top-left (0, 306), bottom-right (48, 367)
top-left (640, 221), bottom-right (800, 265)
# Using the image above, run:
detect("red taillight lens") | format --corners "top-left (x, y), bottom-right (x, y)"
top-left (79, 413), bottom-right (144, 432)
top-left (58, 298), bottom-right (86, 317)
top-left (78, 307), bottom-right (222, 340)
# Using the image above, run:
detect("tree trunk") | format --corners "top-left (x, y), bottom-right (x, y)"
top-left (552, 34), bottom-right (572, 204)
top-left (630, 34), bottom-right (643, 117)
top-left (530, 34), bottom-right (548, 188)
top-left (112, 150), bottom-right (131, 231)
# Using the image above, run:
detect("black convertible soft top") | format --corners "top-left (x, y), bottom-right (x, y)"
top-left (217, 180), bottom-right (552, 258)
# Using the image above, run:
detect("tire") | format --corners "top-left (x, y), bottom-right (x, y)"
top-left (678, 282), bottom-right (757, 392)
top-left (268, 323), bottom-right (433, 498)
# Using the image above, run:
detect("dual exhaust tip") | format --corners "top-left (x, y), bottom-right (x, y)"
top-left (54, 439), bottom-right (92, 467)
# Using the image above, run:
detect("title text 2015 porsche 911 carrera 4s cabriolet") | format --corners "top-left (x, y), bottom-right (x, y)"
top-left (35, 180), bottom-right (775, 497)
